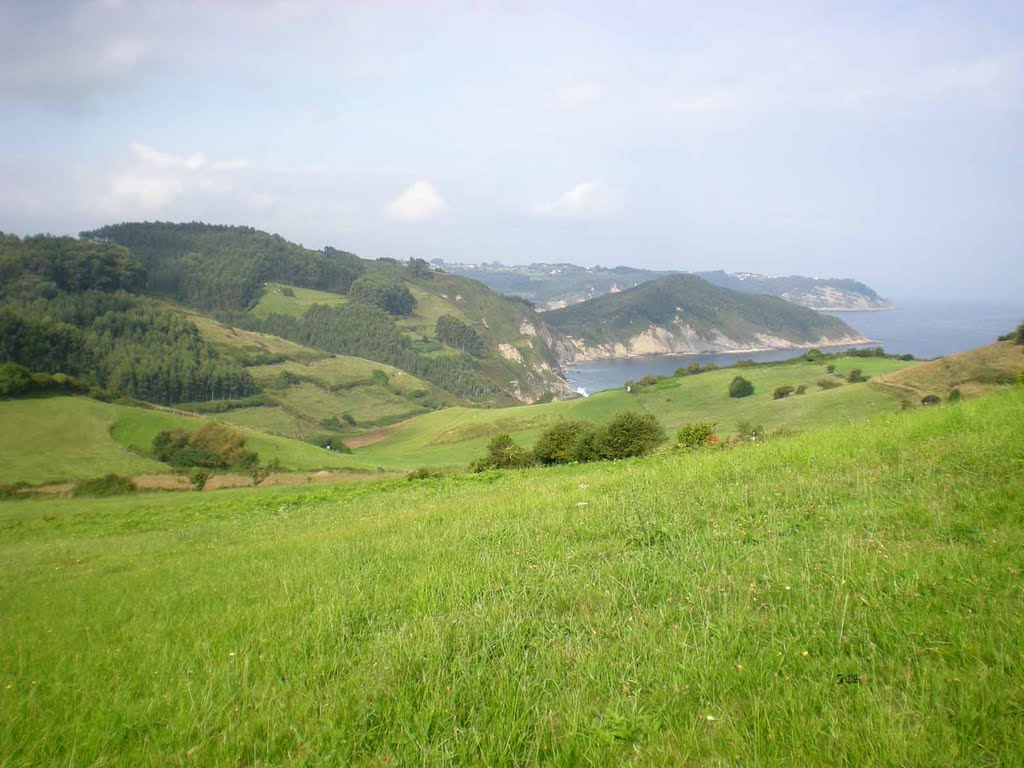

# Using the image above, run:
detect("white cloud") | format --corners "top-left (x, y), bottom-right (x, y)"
top-left (536, 181), bottom-right (620, 221)
top-left (81, 142), bottom-right (255, 216)
top-left (555, 81), bottom-right (605, 108)
top-left (131, 142), bottom-right (208, 170)
top-left (380, 180), bottom-right (450, 222)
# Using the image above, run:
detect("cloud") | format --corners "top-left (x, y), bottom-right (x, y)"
top-left (536, 181), bottom-right (620, 221)
top-left (555, 81), bottom-right (605, 108)
top-left (81, 142), bottom-right (253, 217)
top-left (380, 180), bottom-right (450, 222)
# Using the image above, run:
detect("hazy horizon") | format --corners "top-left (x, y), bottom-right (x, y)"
top-left (2, 1), bottom-right (1023, 302)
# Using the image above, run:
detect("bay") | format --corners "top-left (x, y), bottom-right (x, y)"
top-left (564, 298), bottom-right (1024, 394)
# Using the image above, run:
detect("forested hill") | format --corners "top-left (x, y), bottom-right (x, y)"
top-left (80, 222), bottom-right (364, 311)
top-left (544, 274), bottom-right (867, 361)
top-left (3, 224), bottom-right (573, 404)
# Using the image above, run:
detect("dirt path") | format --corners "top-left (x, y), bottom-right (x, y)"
top-left (345, 416), bottom-right (419, 449)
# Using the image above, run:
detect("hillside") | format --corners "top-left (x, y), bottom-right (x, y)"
top-left (0, 395), bottom-right (369, 486)
top-left (439, 259), bottom-right (892, 312)
top-left (544, 274), bottom-right (867, 361)
top-left (695, 270), bottom-right (894, 311)
top-left (2, 387), bottom-right (1021, 764)
top-left (349, 354), bottom-right (917, 470)
top-left (78, 223), bottom-right (572, 403)
top-left (874, 339), bottom-right (1024, 401)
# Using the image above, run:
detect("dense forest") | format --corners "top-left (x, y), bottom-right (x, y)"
top-left (0, 234), bottom-right (255, 404)
top-left (80, 222), bottom-right (366, 311)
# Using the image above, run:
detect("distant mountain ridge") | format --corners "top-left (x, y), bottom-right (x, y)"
top-left (544, 274), bottom-right (868, 362)
top-left (439, 260), bottom-right (892, 312)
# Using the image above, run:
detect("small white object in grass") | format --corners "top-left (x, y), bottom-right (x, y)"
top-left (706, 715), bottom-right (717, 721)
top-left (579, 483), bottom-right (588, 489)
top-left (577, 501), bottom-right (588, 507)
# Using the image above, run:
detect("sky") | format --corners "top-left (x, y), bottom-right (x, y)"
top-left (1, 0), bottom-right (1022, 300)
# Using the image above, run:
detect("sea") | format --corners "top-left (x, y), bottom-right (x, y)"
top-left (563, 298), bottom-right (1024, 395)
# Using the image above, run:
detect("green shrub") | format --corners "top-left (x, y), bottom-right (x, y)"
top-left (308, 434), bottom-right (351, 453)
top-left (534, 419), bottom-right (598, 465)
top-left (597, 411), bottom-right (666, 460)
top-left (729, 376), bottom-right (754, 398)
top-left (152, 423), bottom-right (258, 469)
top-left (736, 421), bottom-right (764, 442)
top-left (948, 388), bottom-right (963, 402)
top-left (826, 364), bottom-right (836, 374)
top-left (921, 394), bottom-right (942, 406)
top-left (795, 384), bottom-right (808, 395)
top-left (190, 468), bottom-right (210, 491)
top-left (342, 413), bottom-right (356, 426)
top-left (773, 385), bottom-right (795, 400)
top-left (817, 378), bottom-right (841, 390)
top-left (638, 375), bottom-right (661, 387)
top-left (677, 421), bottom-right (715, 450)
top-left (279, 286), bottom-right (295, 297)
top-left (72, 474), bottom-right (135, 497)
top-left (478, 434), bottom-right (535, 470)
top-left (407, 467), bottom-right (444, 481)
top-left (0, 362), bottom-right (33, 396)
top-left (847, 368), bottom-right (867, 383)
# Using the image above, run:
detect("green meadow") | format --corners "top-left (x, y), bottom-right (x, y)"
top-left (1, 388), bottom-right (1022, 765)
top-left (353, 355), bottom-right (918, 470)
top-left (0, 397), bottom-right (361, 485)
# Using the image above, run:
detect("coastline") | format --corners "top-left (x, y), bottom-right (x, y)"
top-left (560, 335), bottom-right (873, 364)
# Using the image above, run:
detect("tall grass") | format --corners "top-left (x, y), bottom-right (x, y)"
top-left (1, 389), bottom-right (1022, 765)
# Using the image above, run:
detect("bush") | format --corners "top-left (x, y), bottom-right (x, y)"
top-left (190, 468), bottom-right (210, 491)
top-left (804, 348), bottom-right (823, 362)
top-left (817, 378), bottom-right (841, 390)
top-left (309, 434), bottom-right (351, 453)
top-left (795, 384), bottom-right (807, 395)
top-left (728, 376), bottom-right (754, 398)
top-left (597, 411), bottom-right (666, 460)
top-left (479, 434), bottom-right (535, 470)
top-left (773, 385), bottom-right (795, 400)
top-left (677, 421), bottom-right (715, 450)
top-left (72, 474), bottom-right (135, 497)
top-left (947, 388), bottom-right (963, 402)
top-left (342, 413), bottom-right (356, 426)
top-left (407, 467), bottom-right (443, 481)
top-left (533, 419), bottom-right (598, 465)
top-left (279, 286), bottom-right (295, 297)
top-left (638, 374), bottom-right (662, 387)
top-left (847, 368), bottom-right (867, 383)
top-left (735, 421), bottom-right (764, 442)
top-left (825, 364), bottom-right (835, 374)
top-left (0, 362), bottom-right (34, 396)
top-left (921, 394), bottom-right (942, 406)
top-left (152, 423), bottom-right (258, 470)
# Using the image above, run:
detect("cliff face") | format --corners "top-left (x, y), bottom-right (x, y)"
top-left (557, 323), bottom-right (869, 363)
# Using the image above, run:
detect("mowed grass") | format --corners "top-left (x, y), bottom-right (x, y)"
top-left (0, 396), bottom-right (366, 485)
top-left (354, 356), bottom-right (918, 469)
top-left (1, 389), bottom-right (1022, 765)
top-left (0, 398), bottom-right (169, 484)
top-left (249, 283), bottom-right (347, 319)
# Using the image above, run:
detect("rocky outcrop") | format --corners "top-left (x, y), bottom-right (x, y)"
top-left (555, 323), bottom-right (870, 363)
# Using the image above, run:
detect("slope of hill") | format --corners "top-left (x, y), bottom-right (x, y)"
top-left (350, 355), bottom-right (917, 470)
top-left (695, 270), bottom-right (894, 311)
top-left (439, 259), bottom-right (892, 312)
top-left (543, 274), bottom-right (867, 361)
top-left (0, 395), bottom-right (367, 486)
top-left (79, 223), bottom-right (573, 403)
top-left (874, 339), bottom-right (1024, 401)
top-left (2, 387), bottom-right (1021, 764)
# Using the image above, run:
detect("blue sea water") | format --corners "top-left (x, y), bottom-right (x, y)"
top-left (564, 298), bottom-right (1024, 394)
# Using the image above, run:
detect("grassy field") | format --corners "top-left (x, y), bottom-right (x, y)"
top-left (0, 396), bottom-right (364, 485)
top-left (875, 340), bottom-right (1024, 401)
top-left (249, 282), bottom-right (348, 319)
top-left (353, 355), bottom-right (919, 470)
top-left (187, 310), bottom-right (326, 363)
top-left (1, 388), bottom-right (1022, 765)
